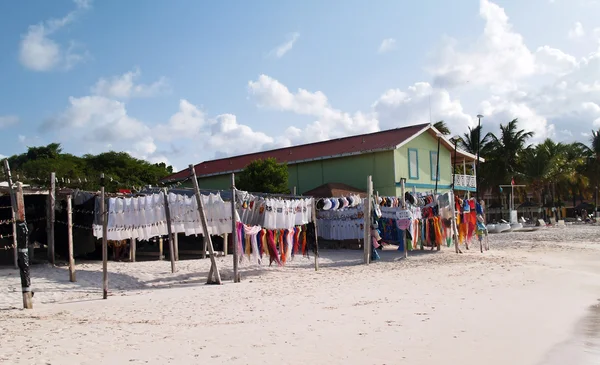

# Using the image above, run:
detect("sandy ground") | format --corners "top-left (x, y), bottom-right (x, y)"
top-left (1, 225), bottom-right (600, 365)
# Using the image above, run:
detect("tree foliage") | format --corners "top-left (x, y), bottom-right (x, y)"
top-left (433, 120), bottom-right (451, 136)
top-left (236, 158), bottom-right (289, 194)
top-left (4, 143), bottom-right (173, 192)
top-left (444, 120), bottom-right (599, 208)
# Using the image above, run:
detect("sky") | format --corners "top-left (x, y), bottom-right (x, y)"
top-left (1, 0), bottom-right (600, 172)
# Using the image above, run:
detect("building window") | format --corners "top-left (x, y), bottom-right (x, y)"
top-left (430, 151), bottom-right (439, 181)
top-left (408, 149), bottom-right (419, 179)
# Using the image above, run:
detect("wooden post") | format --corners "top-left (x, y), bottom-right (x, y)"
top-left (400, 178), bottom-right (408, 259)
top-left (222, 233), bottom-right (228, 256)
top-left (173, 233), bottom-right (179, 261)
top-left (66, 194), bottom-right (76, 282)
top-left (48, 172), bottom-right (55, 265)
top-left (101, 173), bottom-right (108, 300)
top-left (231, 173), bottom-right (240, 283)
top-left (363, 175), bottom-right (372, 264)
top-left (163, 189), bottom-right (176, 273)
top-left (312, 198), bottom-right (319, 271)
top-left (15, 182), bottom-right (33, 309)
top-left (130, 238), bottom-right (136, 262)
top-left (2, 159), bottom-right (18, 269)
top-left (158, 237), bottom-right (164, 260)
top-left (190, 164), bottom-right (222, 285)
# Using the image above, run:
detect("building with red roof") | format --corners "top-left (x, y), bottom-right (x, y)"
top-left (161, 123), bottom-right (482, 196)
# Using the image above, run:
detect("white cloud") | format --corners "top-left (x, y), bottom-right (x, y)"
top-left (378, 38), bottom-right (396, 54)
top-left (568, 22), bottom-right (585, 39)
top-left (269, 33), bottom-right (300, 58)
top-left (479, 94), bottom-right (554, 142)
top-left (248, 74), bottom-right (379, 143)
top-left (19, 0), bottom-right (90, 71)
top-left (373, 82), bottom-right (474, 134)
top-left (535, 46), bottom-right (578, 75)
top-left (206, 114), bottom-right (277, 157)
top-left (0, 115), bottom-right (19, 129)
top-left (91, 67), bottom-right (169, 99)
top-left (153, 99), bottom-right (206, 141)
top-left (430, 0), bottom-right (535, 91)
top-left (18, 135), bottom-right (26, 143)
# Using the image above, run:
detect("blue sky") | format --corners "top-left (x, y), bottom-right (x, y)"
top-left (1, 0), bottom-right (600, 171)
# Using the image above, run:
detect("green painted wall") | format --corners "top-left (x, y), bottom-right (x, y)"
top-left (291, 150), bottom-right (396, 196)
top-left (393, 132), bottom-right (452, 194)
top-left (183, 174), bottom-right (231, 190)
top-left (188, 150), bottom-right (396, 196)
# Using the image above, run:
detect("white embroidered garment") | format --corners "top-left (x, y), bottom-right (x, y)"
top-left (93, 192), bottom-right (237, 241)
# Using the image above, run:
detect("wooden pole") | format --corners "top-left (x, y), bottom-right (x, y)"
top-left (158, 237), bottom-right (164, 260)
top-left (400, 178), bottom-right (408, 259)
top-left (189, 164), bottom-right (222, 285)
top-left (2, 159), bottom-right (18, 269)
top-left (231, 173), bottom-right (240, 283)
top-left (66, 194), bottom-right (76, 282)
top-left (173, 233), bottom-right (179, 261)
top-left (130, 238), bottom-right (136, 262)
top-left (101, 173), bottom-right (108, 300)
top-left (163, 189), bottom-right (176, 273)
top-left (312, 198), bottom-right (319, 271)
top-left (222, 233), bottom-right (228, 256)
top-left (364, 175), bottom-right (372, 264)
top-left (15, 182), bottom-right (32, 309)
top-left (48, 172), bottom-right (55, 265)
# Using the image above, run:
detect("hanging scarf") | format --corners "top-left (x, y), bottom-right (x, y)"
top-left (301, 229), bottom-right (307, 256)
top-left (236, 222), bottom-right (244, 263)
top-left (278, 229), bottom-right (286, 264)
top-left (243, 225), bottom-right (262, 265)
top-left (285, 229), bottom-right (294, 261)
top-left (267, 230), bottom-right (282, 266)
top-left (258, 229), bottom-right (265, 258)
top-left (293, 227), bottom-right (301, 256)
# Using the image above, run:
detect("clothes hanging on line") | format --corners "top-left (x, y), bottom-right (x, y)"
top-left (235, 191), bottom-right (313, 230)
top-left (316, 203), bottom-right (364, 240)
top-left (235, 222), bottom-right (313, 266)
top-left (93, 191), bottom-right (237, 241)
top-left (317, 219), bottom-right (364, 240)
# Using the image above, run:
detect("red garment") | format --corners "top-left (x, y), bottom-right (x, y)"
top-left (267, 230), bottom-right (282, 266)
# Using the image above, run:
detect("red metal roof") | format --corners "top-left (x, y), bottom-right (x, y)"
top-left (162, 123), bottom-right (431, 182)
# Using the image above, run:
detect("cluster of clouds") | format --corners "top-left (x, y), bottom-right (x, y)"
top-left (8, 0), bottom-right (600, 171)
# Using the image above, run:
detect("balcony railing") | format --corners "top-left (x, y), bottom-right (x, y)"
top-left (454, 174), bottom-right (477, 190)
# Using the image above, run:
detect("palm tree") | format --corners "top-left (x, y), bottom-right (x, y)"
top-left (433, 120), bottom-right (451, 136)
top-left (458, 125), bottom-right (492, 155)
top-left (481, 119), bottom-right (533, 202)
top-left (487, 119), bottom-right (534, 174)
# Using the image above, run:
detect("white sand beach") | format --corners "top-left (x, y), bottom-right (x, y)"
top-left (1, 225), bottom-right (600, 365)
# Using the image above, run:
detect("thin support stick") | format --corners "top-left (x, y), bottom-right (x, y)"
top-left (400, 178), bottom-right (408, 259)
top-left (364, 175), bottom-right (372, 264)
top-left (163, 189), bottom-right (176, 273)
top-left (67, 194), bottom-right (76, 282)
top-left (190, 164), bottom-right (222, 285)
top-left (231, 173), bottom-right (240, 283)
top-left (312, 199), bottom-right (319, 271)
top-left (130, 238), bottom-right (136, 262)
top-left (16, 182), bottom-right (32, 309)
top-left (101, 173), bottom-right (108, 300)
top-left (48, 172), bottom-right (56, 265)
top-left (173, 233), bottom-right (179, 261)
